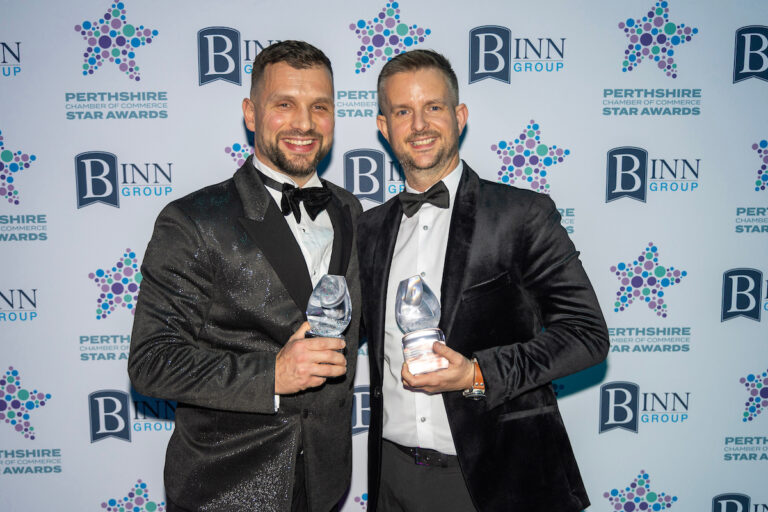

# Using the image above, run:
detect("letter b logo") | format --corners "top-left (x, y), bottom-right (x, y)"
top-left (344, 149), bottom-right (385, 204)
top-left (599, 382), bottom-right (639, 433)
top-left (75, 151), bottom-right (119, 208)
top-left (722, 268), bottom-right (763, 321)
top-left (469, 26), bottom-right (511, 84)
top-left (198, 27), bottom-right (241, 86)
top-left (713, 493), bottom-right (751, 512)
top-left (89, 390), bottom-right (131, 442)
top-left (606, 147), bottom-right (648, 203)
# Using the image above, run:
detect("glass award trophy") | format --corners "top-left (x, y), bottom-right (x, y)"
top-left (395, 275), bottom-right (449, 375)
top-left (306, 275), bottom-right (352, 339)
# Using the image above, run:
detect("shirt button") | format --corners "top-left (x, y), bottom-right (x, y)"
top-left (420, 417), bottom-right (426, 423)
top-left (422, 225), bottom-right (429, 231)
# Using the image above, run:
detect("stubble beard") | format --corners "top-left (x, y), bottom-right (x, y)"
top-left (396, 129), bottom-right (459, 179)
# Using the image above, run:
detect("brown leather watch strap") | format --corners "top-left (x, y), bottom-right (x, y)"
top-left (471, 358), bottom-right (485, 392)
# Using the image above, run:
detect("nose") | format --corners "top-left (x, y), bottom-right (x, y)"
top-left (292, 105), bottom-right (314, 132)
top-left (411, 109), bottom-right (428, 132)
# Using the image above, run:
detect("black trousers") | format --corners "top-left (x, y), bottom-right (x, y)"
top-left (377, 440), bottom-right (476, 512)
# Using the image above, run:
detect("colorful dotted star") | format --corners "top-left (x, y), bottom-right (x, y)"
top-left (102, 480), bottom-right (166, 512)
top-left (740, 369), bottom-right (768, 422)
top-left (88, 248), bottom-right (142, 320)
top-left (0, 130), bottom-right (36, 206)
top-left (492, 120), bottom-right (569, 194)
top-left (752, 140), bottom-right (767, 191)
top-left (353, 494), bottom-right (368, 510)
top-left (0, 366), bottom-right (51, 440)
top-left (604, 471), bottom-right (678, 510)
top-left (618, 1), bottom-right (698, 78)
top-left (225, 143), bottom-right (253, 168)
top-left (74, 1), bottom-right (158, 81)
top-left (610, 243), bottom-right (686, 317)
top-left (349, 2), bottom-right (431, 73)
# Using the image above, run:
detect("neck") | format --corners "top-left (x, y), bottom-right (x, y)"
top-left (404, 155), bottom-right (459, 192)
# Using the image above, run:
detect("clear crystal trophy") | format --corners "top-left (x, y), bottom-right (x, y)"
top-left (395, 276), bottom-right (449, 375)
top-left (306, 275), bottom-right (352, 339)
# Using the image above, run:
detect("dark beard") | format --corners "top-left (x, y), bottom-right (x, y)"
top-left (256, 132), bottom-right (329, 179)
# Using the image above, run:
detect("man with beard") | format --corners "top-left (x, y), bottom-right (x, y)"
top-left (357, 49), bottom-right (608, 511)
top-left (129, 41), bottom-right (361, 512)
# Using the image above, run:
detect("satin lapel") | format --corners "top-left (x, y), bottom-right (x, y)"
top-left (234, 157), bottom-right (313, 314)
top-left (326, 193), bottom-right (352, 277)
top-left (370, 201), bottom-right (403, 373)
top-left (440, 164), bottom-right (478, 341)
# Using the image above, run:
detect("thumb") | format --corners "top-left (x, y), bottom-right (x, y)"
top-left (432, 341), bottom-right (459, 362)
top-left (290, 321), bottom-right (312, 341)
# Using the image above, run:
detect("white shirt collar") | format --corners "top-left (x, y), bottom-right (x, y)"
top-left (404, 160), bottom-right (463, 209)
top-left (252, 155), bottom-right (323, 189)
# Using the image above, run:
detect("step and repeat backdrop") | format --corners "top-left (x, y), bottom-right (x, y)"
top-left (1, 0), bottom-right (767, 510)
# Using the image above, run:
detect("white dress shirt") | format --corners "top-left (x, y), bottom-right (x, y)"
top-left (382, 161), bottom-right (463, 454)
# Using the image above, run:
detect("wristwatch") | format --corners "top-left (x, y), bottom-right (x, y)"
top-left (462, 358), bottom-right (486, 399)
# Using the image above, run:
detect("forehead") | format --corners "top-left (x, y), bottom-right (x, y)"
top-left (381, 67), bottom-right (452, 103)
top-left (257, 62), bottom-right (333, 97)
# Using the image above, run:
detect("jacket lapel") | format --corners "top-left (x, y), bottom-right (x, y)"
top-left (325, 191), bottom-right (353, 277)
top-left (439, 163), bottom-right (478, 341)
top-left (234, 157), bottom-right (313, 314)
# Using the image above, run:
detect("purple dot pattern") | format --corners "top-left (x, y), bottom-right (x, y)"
top-left (604, 471), bottom-right (678, 510)
top-left (752, 140), bottom-right (768, 191)
top-left (349, 3), bottom-right (431, 73)
top-left (88, 248), bottom-right (142, 320)
top-left (491, 120), bottom-right (569, 193)
top-left (0, 129), bottom-right (37, 206)
top-left (0, 366), bottom-right (51, 440)
top-left (610, 243), bottom-right (687, 318)
top-left (618, 1), bottom-right (698, 79)
top-left (740, 369), bottom-right (768, 422)
top-left (101, 480), bottom-right (166, 511)
top-left (74, 2), bottom-right (159, 82)
top-left (225, 143), bottom-right (253, 168)
top-left (353, 494), bottom-right (368, 510)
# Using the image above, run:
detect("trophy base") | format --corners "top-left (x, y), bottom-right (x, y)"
top-left (402, 328), bottom-right (449, 375)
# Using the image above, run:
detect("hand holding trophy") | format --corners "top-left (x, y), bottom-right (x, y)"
top-left (306, 275), bottom-right (351, 340)
top-left (395, 275), bottom-right (449, 375)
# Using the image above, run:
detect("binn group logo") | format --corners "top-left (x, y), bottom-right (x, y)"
top-left (734, 26), bottom-right (768, 84)
top-left (74, 1), bottom-right (158, 82)
top-left (491, 120), bottom-right (569, 194)
top-left (604, 471), bottom-right (678, 510)
top-left (343, 149), bottom-right (404, 205)
top-left (89, 389), bottom-right (176, 443)
top-left (88, 248), bottom-right (142, 320)
top-left (102, 480), bottom-right (166, 511)
top-left (352, 385), bottom-right (370, 436)
top-left (599, 382), bottom-right (690, 434)
top-left (197, 28), bottom-right (280, 86)
top-left (75, 151), bottom-right (174, 208)
top-left (349, 2), bottom-right (431, 74)
top-left (1, 41), bottom-right (21, 78)
top-left (0, 287), bottom-right (38, 323)
top-left (605, 147), bottom-right (700, 202)
top-left (618, 1), bottom-right (698, 79)
top-left (610, 243), bottom-right (686, 318)
top-left (0, 130), bottom-right (36, 206)
top-left (721, 268), bottom-right (766, 322)
top-left (0, 366), bottom-right (51, 440)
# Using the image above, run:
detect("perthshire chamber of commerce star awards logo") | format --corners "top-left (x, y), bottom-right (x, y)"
top-left (610, 243), bottom-right (687, 318)
top-left (0, 366), bottom-right (51, 440)
top-left (604, 471), bottom-right (678, 510)
top-left (349, 2), bottom-right (431, 74)
top-left (753, 140), bottom-right (767, 191)
top-left (88, 248), bottom-right (142, 319)
top-left (0, 130), bottom-right (36, 206)
top-left (618, 1), bottom-right (698, 79)
top-left (74, 1), bottom-right (158, 81)
top-left (102, 480), bottom-right (166, 511)
top-left (740, 369), bottom-right (768, 423)
top-left (225, 143), bottom-right (252, 168)
top-left (491, 120), bottom-right (569, 193)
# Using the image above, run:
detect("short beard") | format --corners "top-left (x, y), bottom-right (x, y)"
top-left (256, 131), bottom-right (329, 179)
top-left (396, 130), bottom-right (457, 177)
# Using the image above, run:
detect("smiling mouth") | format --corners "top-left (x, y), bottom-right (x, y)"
top-left (409, 138), bottom-right (436, 147)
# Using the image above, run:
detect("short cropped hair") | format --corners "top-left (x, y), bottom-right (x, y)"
top-left (377, 49), bottom-right (459, 110)
top-left (249, 40), bottom-right (333, 97)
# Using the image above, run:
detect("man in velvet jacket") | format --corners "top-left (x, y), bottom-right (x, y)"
top-left (358, 50), bottom-right (609, 511)
top-left (128, 41), bottom-right (361, 512)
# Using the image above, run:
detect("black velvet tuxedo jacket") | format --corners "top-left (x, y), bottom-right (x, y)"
top-left (358, 164), bottom-right (609, 512)
top-left (129, 157), bottom-right (362, 512)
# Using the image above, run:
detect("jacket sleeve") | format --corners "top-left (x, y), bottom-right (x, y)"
top-left (473, 193), bottom-right (609, 409)
top-left (128, 203), bottom-right (278, 414)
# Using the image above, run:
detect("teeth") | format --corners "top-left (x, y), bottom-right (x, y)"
top-left (285, 139), bottom-right (314, 146)
top-left (411, 138), bottom-right (435, 146)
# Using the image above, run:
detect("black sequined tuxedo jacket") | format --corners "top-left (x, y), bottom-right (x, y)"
top-left (357, 164), bottom-right (609, 512)
top-left (129, 156), bottom-right (362, 512)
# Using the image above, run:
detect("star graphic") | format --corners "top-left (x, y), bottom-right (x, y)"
top-left (618, 1), bottom-right (698, 78)
top-left (0, 130), bottom-right (36, 206)
top-left (740, 369), bottom-right (768, 422)
top-left (74, 1), bottom-right (158, 81)
top-left (88, 248), bottom-right (142, 320)
top-left (752, 140), bottom-right (767, 191)
top-left (604, 471), bottom-right (678, 509)
top-left (349, 2), bottom-right (431, 73)
top-left (225, 143), bottom-right (253, 168)
top-left (102, 480), bottom-right (166, 512)
top-left (0, 366), bottom-right (51, 440)
top-left (491, 120), bottom-right (569, 194)
top-left (610, 242), bottom-right (686, 317)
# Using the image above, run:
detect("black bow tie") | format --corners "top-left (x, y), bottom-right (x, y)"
top-left (399, 181), bottom-right (450, 217)
top-left (258, 170), bottom-right (332, 223)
